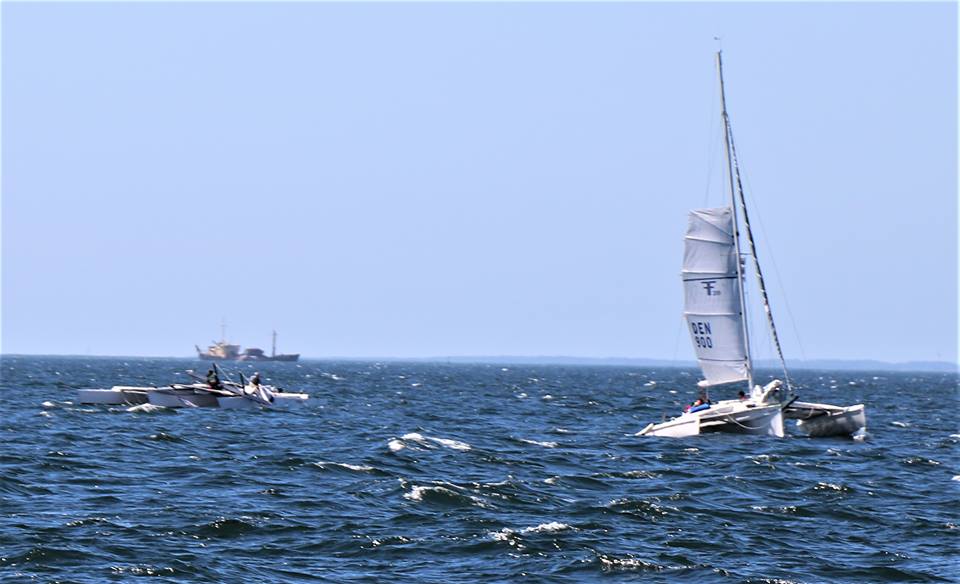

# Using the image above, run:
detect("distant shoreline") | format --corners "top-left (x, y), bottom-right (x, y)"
top-left (1, 354), bottom-right (956, 373)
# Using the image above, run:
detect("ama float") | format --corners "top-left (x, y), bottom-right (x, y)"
top-left (638, 52), bottom-right (866, 438)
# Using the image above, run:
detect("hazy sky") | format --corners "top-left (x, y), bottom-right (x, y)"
top-left (2, 2), bottom-right (957, 363)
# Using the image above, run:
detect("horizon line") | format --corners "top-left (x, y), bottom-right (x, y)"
top-left (1, 353), bottom-right (956, 372)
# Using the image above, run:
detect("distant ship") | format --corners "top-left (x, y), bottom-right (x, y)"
top-left (196, 329), bottom-right (300, 362)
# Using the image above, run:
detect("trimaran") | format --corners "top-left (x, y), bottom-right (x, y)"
top-left (639, 52), bottom-right (866, 438)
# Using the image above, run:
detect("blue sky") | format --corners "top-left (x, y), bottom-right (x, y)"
top-left (2, 2), bottom-right (956, 363)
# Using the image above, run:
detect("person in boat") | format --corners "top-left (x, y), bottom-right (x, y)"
top-left (738, 390), bottom-right (747, 401)
top-left (684, 390), bottom-right (712, 413)
top-left (206, 368), bottom-right (222, 390)
top-left (250, 371), bottom-right (261, 387)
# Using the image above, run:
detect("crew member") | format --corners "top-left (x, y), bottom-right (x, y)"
top-left (206, 368), bottom-right (222, 390)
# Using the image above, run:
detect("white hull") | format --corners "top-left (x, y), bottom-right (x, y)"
top-left (78, 386), bottom-right (152, 405)
top-left (790, 402), bottom-right (866, 437)
top-left (639, 400), bottom-right (785, 438)
top-left (147, 389), bottom-right (220, 408)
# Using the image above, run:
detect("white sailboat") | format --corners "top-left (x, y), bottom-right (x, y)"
top-left (639, 52), bottom-right (865, 438)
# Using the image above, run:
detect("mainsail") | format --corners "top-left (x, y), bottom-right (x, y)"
top-left (682, 207), bottom-right (749, 386)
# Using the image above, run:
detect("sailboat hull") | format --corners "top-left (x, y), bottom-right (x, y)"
top-left (638, 402), bottom-right (784, 438)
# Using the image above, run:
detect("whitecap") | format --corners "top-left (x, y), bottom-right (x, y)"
top-left (542, 394), bottom-right (554, 401)
top-left (315, 461), bottom-right (375, 472)
top-left (520, 438), bottom-right (558, 448)
top-left (544, 476), bottom-right (559, 485)
top-left (490, 528), bottom-right (515, 541)
top-left (404, 484), bottom-right (486, 507)
top-left (643, 381), bottom-right (656, 387)
top-left (892, 421), bottom-right (909, 428)
top-left (403, 485), bottom-right (431, 501)
top-left (952, 475), bottom-right (960, 482)
top-left (392, 433), bottom-right (471, 451)
top-left (431, 437), bottom-right (471, 451)
top-left (517, 392), bottom-right (528, 399)
top-left (41, 401), bottom-right (56, 408)
top-left (520, 521), bottom-right (573, 534)
top-left (127, 404), bottom-right (166, 413)
top-left (410, 383), bottom-right (422, 388)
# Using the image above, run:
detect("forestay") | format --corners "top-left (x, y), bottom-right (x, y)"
top-left (682, 207), bottom-right (748, 386)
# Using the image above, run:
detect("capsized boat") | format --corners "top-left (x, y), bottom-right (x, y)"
top-left (75, 366), bottom-right (310, 410)
top-left (638, 52), bottom-right (865, 438)
top-left (77, 386), bottom-right (153, 405)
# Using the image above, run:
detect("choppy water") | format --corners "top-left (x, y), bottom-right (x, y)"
top-left (1, 356), bottom-right (957, 582)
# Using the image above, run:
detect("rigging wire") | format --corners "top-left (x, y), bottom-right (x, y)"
top-left (723, 113), bottom-right (792, 393)
top-left (736, 153), bottom-right (809, 362)
top-left (702, 87), bottom-right (722, 207)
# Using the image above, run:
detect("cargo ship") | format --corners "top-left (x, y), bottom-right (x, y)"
top-left (196, 329), bottom-right (299, 362)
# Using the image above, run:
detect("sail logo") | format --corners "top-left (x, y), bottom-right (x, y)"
top-left (702, 281), bottom-right (720, 296)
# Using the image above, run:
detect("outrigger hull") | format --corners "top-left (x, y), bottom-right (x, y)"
top-left (787, 402), bottom-right (866, 437)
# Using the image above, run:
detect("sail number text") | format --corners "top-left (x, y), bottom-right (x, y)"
top-left (690, 321), bottom-right (713, 349)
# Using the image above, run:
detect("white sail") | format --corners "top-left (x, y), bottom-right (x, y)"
top-left (682, 207), bottom-right (749, 386)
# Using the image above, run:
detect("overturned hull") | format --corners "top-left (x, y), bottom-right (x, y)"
top-left (786, 402), bottom-right (866, 437)
top-left (78, 386), bottom-right (151, 405)
top-left (147, 389), bottom-right (220, 408)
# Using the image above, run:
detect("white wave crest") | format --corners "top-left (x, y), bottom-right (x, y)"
top-left (520, 438), bottom-right (558, 448)
top-left (127, 404), bottom-right (166, 413)
top-left (315, 461), bottom-right (374, 472)
top-left (431, 437), bottom-right (471, 451)
top-left (394, 432), bottom-right (471, 451)
top-left (403, 484), bottom-right (486, 507)
top-left (521, 521), bottom-right (573, 534)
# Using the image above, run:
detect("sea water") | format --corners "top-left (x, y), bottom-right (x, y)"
top-left (1, 356), bottom-right (957, 582)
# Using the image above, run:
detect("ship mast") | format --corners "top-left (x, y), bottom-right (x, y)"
top-left (716, 51), bottom-right (755, 392)
top-left (272, 330), bottom-right (277, 358)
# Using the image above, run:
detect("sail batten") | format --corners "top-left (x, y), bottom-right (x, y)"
top-left (683, 207), bottom-right (749, 387)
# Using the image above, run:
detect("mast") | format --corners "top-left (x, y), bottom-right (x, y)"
top-left (220, 318), bottom-right (227, 344)
top-left (272, 330), bottom-right (277, 358)
top-left (716, 51), bottom-right (792, 394)
top-left (716, 51), bottom-right (754, 392)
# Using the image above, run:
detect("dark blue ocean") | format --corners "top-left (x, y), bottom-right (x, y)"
top-left (1, 356), bottom-right (957, 583)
